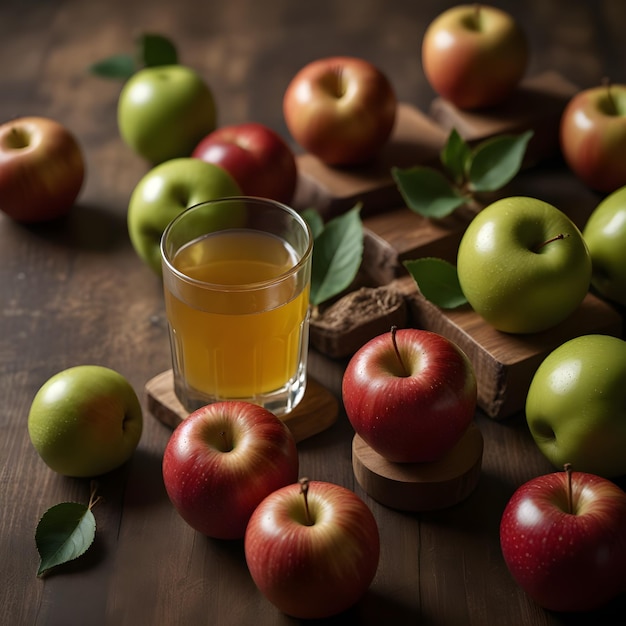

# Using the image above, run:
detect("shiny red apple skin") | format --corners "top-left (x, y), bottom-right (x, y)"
top-left (283, 56), bottom-right (397, 166)
top-left (162, 401), bottom-right (299, 540)
top-left (500, 469), bottom-right (626, 612)
top-left (422, 4), bottom-right (528, 110)
top-left (244, 480), bottom-right (380, 619)
top-left (0, 116), bottom-right (85, 223)
top-left (191, 122), bottom-right (298, 204)
top-left (560, 84), bottom-right (626, 193)
top-left (342, 328), bottom-right (477, 463)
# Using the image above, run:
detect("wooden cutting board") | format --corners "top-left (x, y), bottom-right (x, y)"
top-left (145, 370), bottom-right (339, 443)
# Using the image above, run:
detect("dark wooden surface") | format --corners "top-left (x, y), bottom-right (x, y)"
top-left (2, 1), bottom-right (626, 624)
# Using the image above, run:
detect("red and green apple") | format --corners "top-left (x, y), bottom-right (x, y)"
top-left (342, 327), bottom-right (477, 463)
top-left (162, 401), bottom-right (299, 540)
top-left (0, 116), bottom-right (84, 223)
top-left (422, 4), bottom-right (528, 110)
top-left (500, 465), bottom-right (626, 612)
top-left (192, 122), bottom-right (298, 205)
top-left (244, 478), bottom-right (380, 619)
top-left (283, 56), bottom-right (397, 166)
top-left (560, 82), bottom-right (626, 193)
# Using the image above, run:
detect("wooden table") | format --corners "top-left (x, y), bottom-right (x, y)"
top-left (2, 1), bottom-right (625, 624)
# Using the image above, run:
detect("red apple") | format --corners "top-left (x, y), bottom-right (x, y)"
top-left (500, 465), bottom-right (626, 612)
top-left (342, 327), bottom-right (477, 463)
top-left (162, 401), bottom-right (299, 540)
top-left (191, 122), bottom-right (298, 204)
top-left (244, 478), bottom-right (380, 619)
top-left (0, 116), bottom-right (85, 223)
top-left (283, 56), bottom-right (397, 166)
top-left (560, 82), bottom-right (626, 193)
top-left (422, 4), bottom-right (528, 110)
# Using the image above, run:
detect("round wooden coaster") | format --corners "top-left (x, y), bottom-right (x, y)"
top-left (352, 421), bottom-right (484, 511)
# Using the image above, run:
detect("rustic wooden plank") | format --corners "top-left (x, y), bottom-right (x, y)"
top-left (292, 103), bottom-right (447, 218)
top-left (429, 70), bottom-right (579, 166)
top-left (396, 276), bottom-right (624, 419)
top-left (293, 71), bottom-right (578, 223)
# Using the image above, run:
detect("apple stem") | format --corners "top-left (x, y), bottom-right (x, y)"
top-left (564, 463), bottom-right (573, 514)
top-left (471, 4), bottom-right (482, 29)
top-left (299, 477), bottom-right (314, 526)
top-left (220, 429), bottom-right (234, 452)
top-left (532, 233), bottom-right (568, 253)
top-left (331, 65), bottom-right (346, 98)
top-left (7, 126), bottom-right (29, 150)
top-left (390, 326), bottom-right (410, 377)
top-left (603, 77), bottom-right (618, 115)
top-left (88, 480), bottom-right (102, 510)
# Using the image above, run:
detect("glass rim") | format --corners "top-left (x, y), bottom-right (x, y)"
top-left (160, 196), bottom-right (314, 292)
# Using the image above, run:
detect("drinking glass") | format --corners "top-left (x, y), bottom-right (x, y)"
top-left (160, 197), bottom-right (313, 416)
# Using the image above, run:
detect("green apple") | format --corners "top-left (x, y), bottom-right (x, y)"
top-left (457, 196), bottom-right (592, 334)
top-left (127, 157), bottom-right (242, 274)
top-left (27, 365), bottom-right (143, 477)
top-left (526, 334), bottom-right (626, 478)
top-left (582, 185), bottom-right (626, 307)
top-left (117, 64), bottom-right (216, 164)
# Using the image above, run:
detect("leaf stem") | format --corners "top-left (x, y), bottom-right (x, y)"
top-left (390, 326), bottom-right (409, 377)
top-left (88, 480), bottom-right (101, 510)
top-left (299, 477), bottom-right (313, 526)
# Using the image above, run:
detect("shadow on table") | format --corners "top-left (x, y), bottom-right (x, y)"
top-left (21, 201), bottom-right (129, 253)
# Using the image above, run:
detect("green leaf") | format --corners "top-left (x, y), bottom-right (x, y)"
top-left (137, 33), bottom-right (178, 67)
top-left (301, 208), bottom-right (325, 239)
top-left (88, 54), bottom-right (136, 80)
top-left (468, 130), bottom-right (534, 192)
top-left (440, 129), bottom-right (471, 185)
top-left (310, 205), bottom-right (364, 306)
top-left (35, 502), bottom-right (96, 577)
top-left (403, 257), bottom-right (467, 309)
top-left (392, 165), bottom-right (469, 218)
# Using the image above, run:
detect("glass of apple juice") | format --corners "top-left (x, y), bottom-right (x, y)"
top-left (160, 197), bottom-right (313, 416)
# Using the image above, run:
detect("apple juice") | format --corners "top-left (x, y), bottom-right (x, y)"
top-left (163, 229), bottom-right (310, 411)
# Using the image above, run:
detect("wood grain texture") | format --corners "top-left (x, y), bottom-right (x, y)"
top-left (2, 1), bottom-right (626, 625)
